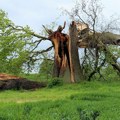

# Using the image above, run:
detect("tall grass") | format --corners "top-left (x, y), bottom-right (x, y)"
top-left (0, 81), bottom-right (120, 119)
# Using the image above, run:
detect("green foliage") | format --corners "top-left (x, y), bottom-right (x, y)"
top-left (101, 65), bottom-right (120, 81)
top-left (0, 10), bottom-right (33, 74)
top-left (39, 58), bottom-right (54, 79)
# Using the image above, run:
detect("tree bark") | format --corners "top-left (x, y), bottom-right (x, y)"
top-left (68, 21), bottom-right (84, 82)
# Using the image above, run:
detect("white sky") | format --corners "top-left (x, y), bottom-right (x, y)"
top-left (0, 0), bottom-right (72, 31)
top-left (0, 0), bottom-right (120, 32)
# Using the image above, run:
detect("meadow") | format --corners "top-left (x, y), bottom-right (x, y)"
top-left (0, 80), bottom-right (120, 120)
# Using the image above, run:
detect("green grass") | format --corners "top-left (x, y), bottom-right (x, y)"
top-left (19, 73), bottom-right (52, 83)
top-left (19, 73), bottom-right (46, 81)
top-left (0, 81), bottom-right (120, 120)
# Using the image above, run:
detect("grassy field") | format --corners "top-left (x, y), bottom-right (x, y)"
top-left (0, 81), bottom-right (120, 120)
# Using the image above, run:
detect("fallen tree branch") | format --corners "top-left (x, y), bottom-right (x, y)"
top-left (78, 39), bottom-right (120, 48)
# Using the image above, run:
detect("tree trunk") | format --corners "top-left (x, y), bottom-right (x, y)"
top-left (52, 21), bottom-right (85, 82)
top-left (68, 21), bottom-right (84, 82)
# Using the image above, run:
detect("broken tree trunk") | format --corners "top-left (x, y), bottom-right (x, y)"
top-left (49, 22), bottom-right (85, 83)
top-left (68, 21), bottom-right (84, 82)
top-left (0, 73), bottom-right (46, 90)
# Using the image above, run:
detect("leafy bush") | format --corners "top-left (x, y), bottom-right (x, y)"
top-left (48, 78), bottom-right (63, 88)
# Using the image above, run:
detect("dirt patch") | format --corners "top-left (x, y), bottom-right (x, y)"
top-left (0, 73), bottom-right (46, 90)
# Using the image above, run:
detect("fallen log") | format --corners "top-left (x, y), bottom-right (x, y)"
top-left (0, 73), bottom-right (46, 90)
top-left (78, 39), bottom-right (120, 48)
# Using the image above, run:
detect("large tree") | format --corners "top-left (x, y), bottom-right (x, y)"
top-left (2, 0), bottom-right (120, 82)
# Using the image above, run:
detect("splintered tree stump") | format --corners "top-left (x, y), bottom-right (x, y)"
top-left (69, 21), bottom-right (84, 82)
top-left (43, 22), bottom-right (70, 82)
top-left (46, 22), bottom-right (76, 83)
top-left (0, 73), bottom-right (46, 90)
top-left (45, 21), bottom-right (85, 82)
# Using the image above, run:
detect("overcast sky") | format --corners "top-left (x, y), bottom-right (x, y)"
top-left (0, 0), bottom-right (120, 32)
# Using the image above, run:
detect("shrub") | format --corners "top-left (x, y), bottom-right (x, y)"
top-left (48, 78), bottom-right (63, 88)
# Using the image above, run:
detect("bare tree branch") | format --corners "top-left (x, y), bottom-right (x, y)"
top-left (88, 58), bottom-right (106, 81)
top-left (30, 39), bottom-right (43, 52)
top-left (32, 46), bottom-right (53, 55)
top-left (29, 46), bottom-right (53, 61)
top-left (9, 25), bottom-right (49, 40)
top-left (42, 25), bottom-right (53, 35)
